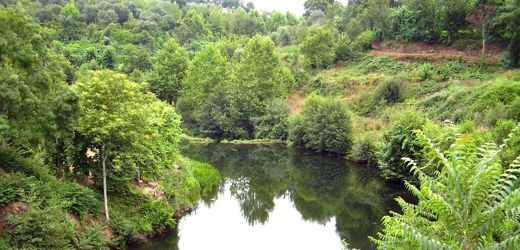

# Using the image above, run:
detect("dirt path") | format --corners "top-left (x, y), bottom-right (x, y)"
top-left (288, 91), bottom-right (305, 114)
top-left (370, 41), bottom-right (501, 64)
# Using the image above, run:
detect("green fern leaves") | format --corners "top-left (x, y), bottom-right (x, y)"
top-left (372, 126), bottom-right (520, 249)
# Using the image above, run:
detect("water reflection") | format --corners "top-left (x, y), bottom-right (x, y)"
top-left (137, 143), bottom-right (409, 250)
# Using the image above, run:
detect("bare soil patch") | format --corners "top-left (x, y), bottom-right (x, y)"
top-left (288, 91), bottom-right (306, 114)
top-left (371, 41), bottom-right (501, 64)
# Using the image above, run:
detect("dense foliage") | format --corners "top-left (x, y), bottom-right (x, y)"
top-left (288, 94), bottom-right (353, 155)
top-left (373, 130), bottom-right (520, 249)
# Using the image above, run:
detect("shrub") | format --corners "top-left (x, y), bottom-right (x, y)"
top-left (353, 30), bottom-right (375, 50)
top-left (300, 27), bottom-right (335, 69)
top-left (141, 199), bottom-right (176, 230)
top-left (379, 111), bottom-right (428, 181)
top-left (161, 168), bottom-right (201, 210)
top-left (77, 223), bottom-right (108, 249)
top-left (0, 174), bottom-right (34, 207)
top-left (54, 182), bottom-right (101, 218)
top-left (353, 91), bottom-right (384, 117)
top-left (4, 202), bottom-right (76, 249)
top-left (416, 63), bottom-right (435, 81)
top-left (435, 60), bottom-right (481, 81)
top-left (492, 120), bottom-right (520, 166)
top-left (373, 132), bottom-right (520, 249)
top-left (357, 56), bottom-right (408, 75)
top-left (288, 94), bottom-right (353, 155)
top-left (252, 99), bottom-right (290, 140)
top-left (374, 78), bottom-right (407, 105)
top-left (335, 33), bottom-right (352, 61)
top-left (0, 148), bottom-right (53, 182)
top-left (351, 132), bottom-right (380, 166)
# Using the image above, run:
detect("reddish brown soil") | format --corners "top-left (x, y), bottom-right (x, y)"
top-left (0, 202), bottom-right (28, 231)
top-left (371, 41), bottom-right (502, 64)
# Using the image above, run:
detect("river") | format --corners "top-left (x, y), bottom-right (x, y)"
top-left (134, 143), bottom-right (410, 250)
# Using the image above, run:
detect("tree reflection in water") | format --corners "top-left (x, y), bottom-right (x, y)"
top-left (180, 143), bottom-right (409, 249)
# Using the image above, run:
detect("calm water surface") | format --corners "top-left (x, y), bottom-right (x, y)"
top-left (136, 143), bottom-right (410, 250)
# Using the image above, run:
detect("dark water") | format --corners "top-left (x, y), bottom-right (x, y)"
top-left (136, 143), bottom-right (410, 250)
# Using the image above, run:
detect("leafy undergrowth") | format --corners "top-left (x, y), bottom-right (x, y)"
top-left (0, 148), bottom-right (220, 249)
top-left (296, 54), bottom-right (519, 162)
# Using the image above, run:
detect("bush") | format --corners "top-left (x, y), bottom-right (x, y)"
top-left (54, 182), bottom-right (101, 218)
top-left (335, 33), bottom-right (352, 61)
top-left (379, 111), bottom-right (428, 181)
top-left (288, 94), bottom-right (353, 155)
top-left (353, 30), bottom-right (375, 50)
top-left (77, 223), bottom-right (108, 249)
top-left (357, 56), bottom-right (408, 75)
top-left (161, 168), bottom-right (201, 210)
top-left (300, 27), bottom-right (335, 69)
top-left (0, 148), bottom-right (53, 182)
top-left (196, 89), bottom-right (253, 140)
top-left (252, 99), bottom-right (290, 140)
top-left (492, 120), bottom-right (520, 166)
top-left (0, 174), bottom-right (34, 207)
top-left (3, 202), bottom-right (76, 249)
top-left (374, 78), bottom-right (407, 105)
top-left (351, 132), bottom-right (380, 166)
top-left (142, 199), bottom-right (176, 230)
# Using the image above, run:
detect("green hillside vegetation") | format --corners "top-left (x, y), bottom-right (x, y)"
top-left (0, 0), bottom-right (519, 249)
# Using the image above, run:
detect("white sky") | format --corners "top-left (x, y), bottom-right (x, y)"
top-left (249, 0), bottom-right (349, 16)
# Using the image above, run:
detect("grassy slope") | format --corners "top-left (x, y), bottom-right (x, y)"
top-left (288, 51), bottom-right (520, 160)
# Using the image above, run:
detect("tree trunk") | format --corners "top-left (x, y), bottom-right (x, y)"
top-left (102, 146), bottom-right (110, 223)
top-left (480, 25), bottom-right (486, 72)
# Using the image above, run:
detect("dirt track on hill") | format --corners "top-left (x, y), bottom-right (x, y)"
top-left (370, 41), bottom-right (502, 64)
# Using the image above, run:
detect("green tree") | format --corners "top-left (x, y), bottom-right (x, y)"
top-left (467, 4), bottom-right (497, 71)
top-left (267, 11), bottom-right (288, 32)
top-left (0, 7), bottom-right (71, 152)
top-left (300, 27), bottom-right (335, 69)
top-left (233, 35), bottom-right (293, 117)
top-left (252, 99), bottom-right (290, 140)
top-left (373, 131), bottom-right (520, 249)
top-left (58, 0), bottom-right (85, 41)
top-left (148, 39), bottom-right (189, 104)
top-left (182, 44), bottom-right (229, 111)
top-left (117, 44), bottom-right (152, 74)
top-left (177, 9), bottom-right (208, 43)
top-left (304, 0), bottom-right (334, 17)
top-left (74, 70), bottom-right (154, 222)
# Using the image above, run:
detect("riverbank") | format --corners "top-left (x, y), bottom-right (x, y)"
top-left (0, 149), bottom-right (220, 249)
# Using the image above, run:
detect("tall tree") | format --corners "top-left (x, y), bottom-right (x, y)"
top-left (233, 35), bottom-right (293, 115)
top-left (148, 39), bottom-right (189, 104)
top-left (74, 70), bottom-right (153, 222)
top-left (467, 3), bottom-right (497, 71)
top-left (182, 44), bottom-right (229, 110)
top-left (304, 0), bottom-right (334, 17)
top-left (0, 7), bottom-right (71, 151)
